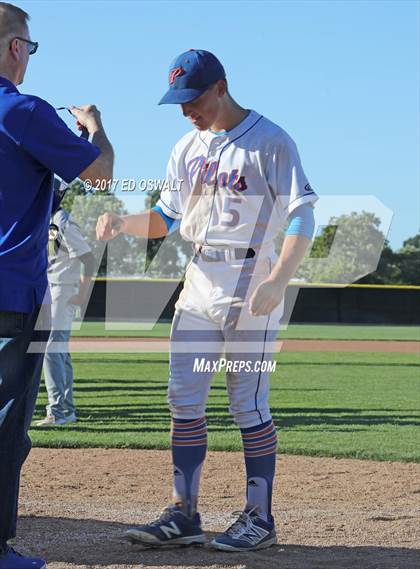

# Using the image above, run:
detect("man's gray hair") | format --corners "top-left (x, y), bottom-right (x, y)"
top-left (0, 2), bottom-right (29, 56)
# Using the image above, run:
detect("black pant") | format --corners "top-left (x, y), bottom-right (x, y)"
top-left (0, 306), bottom-right (50, 543)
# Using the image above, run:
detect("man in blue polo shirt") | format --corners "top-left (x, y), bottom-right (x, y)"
top-left (0, 3), bottom-right (114, 567)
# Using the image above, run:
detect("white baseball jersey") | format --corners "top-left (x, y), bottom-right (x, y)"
top-left (156, 110), bottom-right (318, 249)
top-left (48, 209), bottom-right (91, 285)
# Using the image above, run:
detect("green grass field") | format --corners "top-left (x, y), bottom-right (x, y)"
top-left (30, 351), bottom-right (420, 462)
top-left (71, 322), bottom-right (420, 341)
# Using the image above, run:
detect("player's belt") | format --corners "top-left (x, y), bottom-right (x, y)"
top-left (194, 244), bottom-right (256, 262)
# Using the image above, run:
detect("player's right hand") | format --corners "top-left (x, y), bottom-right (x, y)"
top-left (96, 212), bottom-right (124, 240)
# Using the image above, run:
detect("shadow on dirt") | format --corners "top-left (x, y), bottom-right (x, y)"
top-left (17, 515), bottom-right (419, 569)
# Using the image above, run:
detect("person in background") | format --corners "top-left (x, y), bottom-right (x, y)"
top-left (36, 195), bottom-right (95, 427)
top-left (0, 3), bottom-right (114, 567)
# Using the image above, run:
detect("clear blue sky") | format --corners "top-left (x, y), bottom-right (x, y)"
top-left (19, 0), bottom-right (419, 249)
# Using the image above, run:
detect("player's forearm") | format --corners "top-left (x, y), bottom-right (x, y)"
top-left (268, 234), bottom-right (311, 286)
top-left (78, 253), bottom-right (94, 302)
top-left (78, 275), bottom-right (92, 301)
top-left (79, 252), bottom-right (95, 277)
top-left (120, 210), bottom-right (168, 239)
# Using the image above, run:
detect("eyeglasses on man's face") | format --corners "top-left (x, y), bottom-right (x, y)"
top-left (13, 37), bottom-right (39, 55)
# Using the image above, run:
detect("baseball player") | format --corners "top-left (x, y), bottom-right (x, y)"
top-left (36, 185), bottom-right (94, 426)
top-left (96, 49), bottom-right (317, 552)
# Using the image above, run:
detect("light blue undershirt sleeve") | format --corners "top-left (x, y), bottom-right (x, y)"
top-left (151, 205), bottom-right (180, 233)
top-left (285, 203), bottom-right (315, 239)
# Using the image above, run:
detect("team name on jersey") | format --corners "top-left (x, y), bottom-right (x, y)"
top-left (187, 155), bottom-right (247, 192)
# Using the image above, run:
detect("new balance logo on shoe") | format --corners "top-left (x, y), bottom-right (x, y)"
top-left (160, 522), bottom-right (182, 539)
top-left (211, 507), bottom-right (277, 552)
top-left (124, 504), bottom-right (206, 547)
top-left (239, 524), bottom-right (269, 545)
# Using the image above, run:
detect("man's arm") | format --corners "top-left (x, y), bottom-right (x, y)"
top-left (70, 105), bottom-right (114, 184)
top-left (270, 234), bottom-right (311, 284)
top-left (249, 235), bottom-right (311, 317)
top-left (270, 203), bottom-right (315, 284)
top-left (249, 203), bottom-right (315, 316)
top-left (96, 210), bottom-right (168, 241)
top-left (16, 100), bottom-right (114, 186)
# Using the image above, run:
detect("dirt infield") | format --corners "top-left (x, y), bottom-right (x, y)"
top-left (68, 338), bottom-right (420, 353)
top-left (17, 449), bottom-right (420, 569)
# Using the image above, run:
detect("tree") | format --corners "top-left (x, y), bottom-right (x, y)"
top-left (402, 234), bottom-right (420, 249)
top-left (295, 211), bottom-right (386, 285)
top-left (356, 233), bottom-right (420, 285)
top-left (394, 234), bottom-right (420, 285)
top-left (60, 180), bottom-right (87, 213)
top-left (355, 239), bottom-right (401, 284)
top-left (66, 188), bottom-right (146, 277)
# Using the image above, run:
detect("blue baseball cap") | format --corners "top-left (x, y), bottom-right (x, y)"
top-left (158, 49), bottom-right (226, 105)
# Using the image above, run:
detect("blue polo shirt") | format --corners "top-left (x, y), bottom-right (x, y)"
top-left (0, 76), bottom-right (100, 313)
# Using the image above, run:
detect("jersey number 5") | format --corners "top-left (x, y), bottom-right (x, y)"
top-left (215, 196), bottom-right (242, 227)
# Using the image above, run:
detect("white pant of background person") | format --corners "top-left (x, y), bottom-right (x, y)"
top-left (43, 283), bottom-right (78, 421)
top-left (168, 244), bottom-right (284, 428)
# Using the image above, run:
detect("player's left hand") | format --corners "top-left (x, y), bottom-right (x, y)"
top-left (248, 278), bottom-right (286, 316)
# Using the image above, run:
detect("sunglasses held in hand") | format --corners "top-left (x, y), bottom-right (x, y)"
top-left (56, 107), bottom-right (89, 139)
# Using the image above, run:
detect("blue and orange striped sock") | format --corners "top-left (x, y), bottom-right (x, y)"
top-left (241, 419), bottom-right (278, 521)
top-left (171, 417), bottom-right (208, 517)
